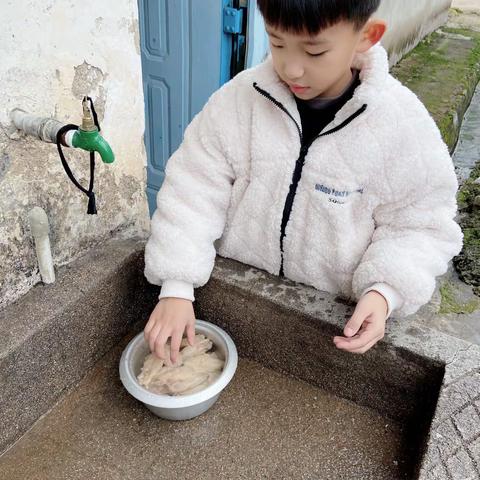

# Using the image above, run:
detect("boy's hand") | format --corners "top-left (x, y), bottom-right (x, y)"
top-left (144, 297), bottom-right (196, 364)
top-left (333, 290), bottom-right (388, 354)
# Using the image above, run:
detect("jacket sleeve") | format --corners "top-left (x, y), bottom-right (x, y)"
top-left (351, 93), bottom-right (464, 318)
top-left (158, 279), bottom-right (195, 302)
top-left (144, 84), bottom-right (238, 292)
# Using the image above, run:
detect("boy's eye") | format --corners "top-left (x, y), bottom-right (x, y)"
top-left (271, 44), bottom-right (283, 49)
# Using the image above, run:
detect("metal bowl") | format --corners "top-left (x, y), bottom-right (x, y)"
top-left (119, 319), bottom-right (238, 421)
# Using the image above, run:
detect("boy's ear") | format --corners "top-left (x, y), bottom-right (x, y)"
top-left (356, 18), bottom-right (387, 53)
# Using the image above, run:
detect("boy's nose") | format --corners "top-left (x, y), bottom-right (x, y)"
top-left (283, 63), bottom-right (305, 82)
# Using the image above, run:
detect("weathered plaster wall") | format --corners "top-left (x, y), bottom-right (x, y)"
top-left (0, 0), bottom-right (149, 308)
top-left (376, 0), bottom-right (453, 65)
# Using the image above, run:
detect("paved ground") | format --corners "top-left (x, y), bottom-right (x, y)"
top-left (453, 0), bottom-right (480, 12)
top-left (451, 0), bottom-right (480, 31)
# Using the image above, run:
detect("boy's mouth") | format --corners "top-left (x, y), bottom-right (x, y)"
top-left (289, 84), bottom-right (310, 93)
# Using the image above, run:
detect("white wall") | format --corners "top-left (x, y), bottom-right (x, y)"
top-left (376, 0), bottom-right (453, 65)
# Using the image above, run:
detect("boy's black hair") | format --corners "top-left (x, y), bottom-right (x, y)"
top-left (256, 0), bottom-right (381, 35)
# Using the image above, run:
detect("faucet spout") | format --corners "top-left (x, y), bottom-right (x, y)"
top-left (71, 129), bottom-right (115, 164)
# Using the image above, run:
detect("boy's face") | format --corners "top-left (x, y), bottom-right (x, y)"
top-left (265, 19), bottom-right (385, 100)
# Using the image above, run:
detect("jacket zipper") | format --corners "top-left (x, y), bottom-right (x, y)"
top-left (252, 81), bottom-right (368, 277)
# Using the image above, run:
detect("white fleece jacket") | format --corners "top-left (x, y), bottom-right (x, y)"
top-left (144, 43), bottom-right (463, 319)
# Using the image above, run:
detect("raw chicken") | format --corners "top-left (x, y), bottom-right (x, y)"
top-left (181, 371), bottom-right (222, 395)
top-left (183, 352), bottom-right (224, 373)
top-left (179, 335), bottom-right (213, 361)
top-left (137, 333), bottom-right (224, 396)
top-left (149, 367), bottom-right (208, 395)
top-left (137, 344), bottom-right (177, 385)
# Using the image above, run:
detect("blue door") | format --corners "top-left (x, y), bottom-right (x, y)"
top-left (138, 0), bottom-right (269, 215)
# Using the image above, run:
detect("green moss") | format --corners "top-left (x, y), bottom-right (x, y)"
top-left (457, 188), bottom-right (471, 203)
top-left (449, 7), bottom-right (463, 15)
top-left (469, 159), bottom-right (480, 180)
top-left (439, 280), bottom-right (480, 314)
top-left (453, 167), bottom-right (480, 291)
top-left (392, 27), bottom-right (480, 151)
top-left (437, 112), bottom-right (457, 151)
top-left (463, 227), bottom-right (480, 245)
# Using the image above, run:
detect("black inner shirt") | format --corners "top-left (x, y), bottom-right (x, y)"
top-left (294, 68), bottom-right (361, 146)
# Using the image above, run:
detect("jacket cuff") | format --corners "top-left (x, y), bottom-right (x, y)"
top-left (158, 280), bottom-right (195, 302)
top-left (360, 282), bottom-right (404, 319)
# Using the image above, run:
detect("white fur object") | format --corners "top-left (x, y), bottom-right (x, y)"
top-left (144, 44), bottom-right (464, 319)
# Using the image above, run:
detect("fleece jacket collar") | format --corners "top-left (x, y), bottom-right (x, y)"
top-left (251, 43), bottom-right (390, 132)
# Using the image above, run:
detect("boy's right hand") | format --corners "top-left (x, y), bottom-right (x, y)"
top-left (143, 297), bottom-right (196, 365)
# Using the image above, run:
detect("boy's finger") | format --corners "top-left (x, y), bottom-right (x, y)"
top-left (333, 328), bottom-right (376, 351)
top-left (338, 319), bottom-right (377, 340)
top-left (144, 314), bottom-right (157, 337)
top-left (148, 323), bottom-right (163, 353)
top-left (344, 307), bottom-right (370, 337)
top-left (154, 332), bottom-right (169, 360)
top-left (170, 330), bottom-right (183, 364)
top-left (186, 322), bottom-right (195, 346)
top-left (348, 336), bottom-right (382, 354)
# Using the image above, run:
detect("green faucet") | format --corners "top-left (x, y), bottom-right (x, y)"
top-left (71, 97), bottom-right (115, 164)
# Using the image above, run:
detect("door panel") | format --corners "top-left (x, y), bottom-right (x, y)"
top-left (138, 0), bottom-right (269, 216)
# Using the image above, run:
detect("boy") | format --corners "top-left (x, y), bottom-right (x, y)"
top-left (144, 0), bottom-right (463, 364)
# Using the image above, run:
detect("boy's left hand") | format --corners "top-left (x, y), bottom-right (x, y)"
top-left (333, 290), bottom-right (388, 354)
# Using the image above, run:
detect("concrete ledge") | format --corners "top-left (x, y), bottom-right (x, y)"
top-left (2, 245), bottom-right (478, 478)
top-left (0, 238), bottom-right (158, 454)
top-left (195, 256), bottom-right (480, 478)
